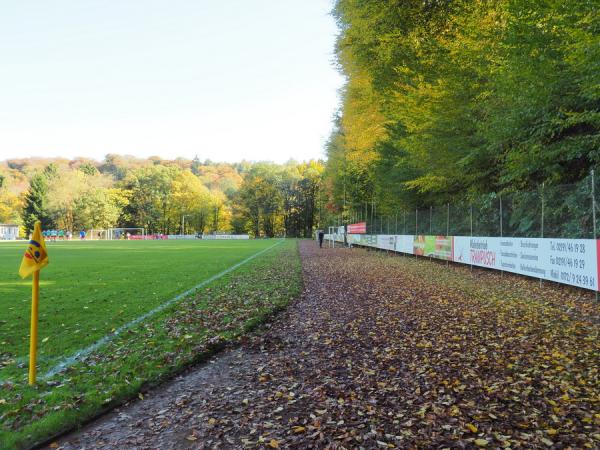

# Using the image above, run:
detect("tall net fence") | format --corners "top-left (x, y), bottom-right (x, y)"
top-left (349, 172), bottom-right (599, 239)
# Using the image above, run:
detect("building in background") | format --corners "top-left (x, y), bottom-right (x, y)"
top-left (0, 224), bottom-right (19, 240)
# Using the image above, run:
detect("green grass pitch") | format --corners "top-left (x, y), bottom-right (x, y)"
top-left (0, 239), bottom-right (277, 380)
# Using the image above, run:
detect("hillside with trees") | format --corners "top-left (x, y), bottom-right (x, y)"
top-left (0, 156), bottom-right (326, 238)
top-left (325, 0), bottom-right (599, 221)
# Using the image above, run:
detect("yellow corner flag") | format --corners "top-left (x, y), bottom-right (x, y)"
top-left (19, 222), bottom-right (49, 279)
top-left (19, 221), bottom-right (49, 385)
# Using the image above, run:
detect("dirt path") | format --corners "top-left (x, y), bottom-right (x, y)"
top-left (57, 241), bottom-right (599, 449)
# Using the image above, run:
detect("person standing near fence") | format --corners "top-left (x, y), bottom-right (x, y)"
top-left (318, 230), bottom-right (324, 248)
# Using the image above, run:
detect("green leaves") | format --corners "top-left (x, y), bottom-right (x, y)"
top-left (328, 0), bottom-right (600, 211)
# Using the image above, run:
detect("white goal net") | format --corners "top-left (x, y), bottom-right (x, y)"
top-left (87, 228), bottom-right (145, 240)
top-left (109, 228), bottom-right (145, 240)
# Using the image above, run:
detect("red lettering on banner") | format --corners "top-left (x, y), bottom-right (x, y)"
top-left (470, 249), bottom-right (496, 267)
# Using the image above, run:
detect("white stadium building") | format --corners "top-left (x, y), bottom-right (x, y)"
top-left (0, 224), bottom-right (19, 240)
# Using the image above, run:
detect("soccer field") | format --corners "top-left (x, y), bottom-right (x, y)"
top-left (0, 239), bottom-right (278, 380)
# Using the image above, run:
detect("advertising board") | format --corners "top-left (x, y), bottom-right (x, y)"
top-left (453, 237), bottom-right (598, 291)
top-left (348, 222), bottom-right (367, 234)
top-left (395, 235), bottom-right (414, 254)
top-left (413, 235), bottom-right (453, 260)
top-left (377, 235), bottom-right (396, 250)
top-left (328, 230), bottom-right (599, 291)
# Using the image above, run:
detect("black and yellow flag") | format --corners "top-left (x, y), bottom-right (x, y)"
top-left (19, 222), bottom-right (49, 279)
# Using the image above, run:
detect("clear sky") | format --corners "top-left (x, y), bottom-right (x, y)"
top-left (0, 0), bottom-right (343, 163)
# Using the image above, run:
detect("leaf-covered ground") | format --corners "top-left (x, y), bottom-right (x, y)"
top-left (55, 241), bottom-right (600, 449)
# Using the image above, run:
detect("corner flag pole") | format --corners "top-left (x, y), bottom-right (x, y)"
top-left (28, 270), bottom-right (40, 385)
top-left (19, 221), bottom-right (49, 385)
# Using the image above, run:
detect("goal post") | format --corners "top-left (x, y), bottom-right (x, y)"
top-left (108, 227), bottom-right (146, 240)
top-left (88, 229), bottom-right (108, 240)
top-left (87, 228), bottom-right (146, 240)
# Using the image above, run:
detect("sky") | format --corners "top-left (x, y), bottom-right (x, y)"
top-left (0, 0), bottom-right (343, 163)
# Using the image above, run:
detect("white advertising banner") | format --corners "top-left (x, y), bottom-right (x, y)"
top-left (453, 236), bottom-right (598, 291)
top-left (395, 235), bottom-right (414, 254)
top-left (377, 235), bottom-right (396, 250)
top-left (329, 229), bottom-right (599, 291)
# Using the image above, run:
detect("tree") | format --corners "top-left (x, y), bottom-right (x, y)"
top-left (121, 165), bottom-right (179, 233)
top-left (169, 170), bottom-right (212, 234)
top-left (21, 171), bottom-right (53, 233)
top-left (236, 164), bottom-right (283, 237)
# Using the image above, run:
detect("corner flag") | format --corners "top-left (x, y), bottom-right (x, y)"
top-left (18, 221), bottom-right (49, 384)
top-left (19, 222), bottom-right (49, 279)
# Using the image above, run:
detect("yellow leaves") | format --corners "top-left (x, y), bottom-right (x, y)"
top-left (268, 438), bottom-right (279, 448)
top-left (546, 428), bottom-right (558, 436)
top-left (186, 435), bottom-right (198, 441)
top-left (449, 405), bottom-right (460, 416)
top-left (474, 438), bottom-right (489, 447)
top-left (41, 337), bottom-right (49, 343)
top-left (466, 423), bottom-right (478, 433)
top-left (208, 418), bottom-right (217, 425)
top-left (292, 425), bottom-right (306, 433)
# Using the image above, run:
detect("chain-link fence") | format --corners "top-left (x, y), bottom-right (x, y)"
top-left (340, 171), bottom-right (599, 239)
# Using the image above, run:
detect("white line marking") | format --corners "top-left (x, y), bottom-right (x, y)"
top-left (36, 240), bottom-right (283, 380)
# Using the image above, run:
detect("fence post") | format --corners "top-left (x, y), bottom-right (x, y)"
top-left (430, 206), bottom-right (433, 235)
top-left (500, 195), bottom-right (503, 278)
top-left (395, 211), bottom-right (398, 234)
top-left (499, 195), bottom-right (503, 238)
top-left (470, 204), bottom-right (473, 272)
top-left (415, 208), bottom-right (418, 259)
top-left (371, 197), bottom-right (375, 234)
top-left (415, 208), bottom-right (418, 234)
top-left (429, 206), bottom-right (433, 261)
top-left (447, 203), bottom-right (450, 267)
top-left (540, 183), bottom-right (544, 288)
top-left (404, 210), bottom-right (406, 234)
top-left (592, 170), bottom-right (598, 301)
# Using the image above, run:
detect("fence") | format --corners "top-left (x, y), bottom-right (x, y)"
top-left (337, 171), bottom-right (598, 240)
top-left (325, 171), bottom-right (600, 294)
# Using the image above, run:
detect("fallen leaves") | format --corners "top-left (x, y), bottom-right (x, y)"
top-left (466, 423), bottom-right (478, 433)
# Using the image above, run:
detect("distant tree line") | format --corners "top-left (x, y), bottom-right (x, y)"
top-left (0, 156), bottom-right (326, 238)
